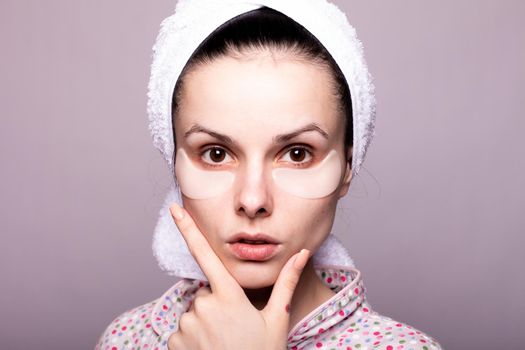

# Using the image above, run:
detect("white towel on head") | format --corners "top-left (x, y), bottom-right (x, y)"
top-left (147, 0), bottom-right (376, 279)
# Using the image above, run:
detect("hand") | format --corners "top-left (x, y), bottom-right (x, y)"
top-left (167, 202), bottom-right (310, 350)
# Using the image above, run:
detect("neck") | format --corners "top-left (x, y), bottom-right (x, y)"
top-left (243, 258), bottom-right (336, 333)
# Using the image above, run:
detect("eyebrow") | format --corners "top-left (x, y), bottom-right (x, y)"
top-left (183, 122), bottom-right (329, 146)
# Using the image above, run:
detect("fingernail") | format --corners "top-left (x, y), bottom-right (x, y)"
top-left (170, 203), bottom-right (184, 220)
top-left (293, 249), bottom-right (309, 270)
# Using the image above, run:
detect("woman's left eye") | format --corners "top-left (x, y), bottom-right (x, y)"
top-left (281, 146), bottom-right (313, 167)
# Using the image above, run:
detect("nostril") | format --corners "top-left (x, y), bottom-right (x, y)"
top-left (237, 206), bottom-right (269, 217)
top-left (237, 204), bottom-right (271, 217)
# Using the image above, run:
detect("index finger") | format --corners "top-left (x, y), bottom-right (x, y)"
top-left (169, 202), bottom-right (242, 297)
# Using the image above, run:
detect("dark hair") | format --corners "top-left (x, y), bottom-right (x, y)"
top-left (171, 6), bottom-right (353, 167)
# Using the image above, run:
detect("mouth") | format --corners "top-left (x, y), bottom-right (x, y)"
top-left (227, 232), bottom-right (281, 261)
top-left (227, 232), bottom-right (281, 244)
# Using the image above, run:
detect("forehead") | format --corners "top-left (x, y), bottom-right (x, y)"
top-left (177, 54), bottom-right (342, 143)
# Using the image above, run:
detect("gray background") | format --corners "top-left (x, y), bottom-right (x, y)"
top-left (1, 0), bottom-right (523, 349)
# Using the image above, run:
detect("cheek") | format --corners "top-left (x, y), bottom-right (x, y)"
top-left (179, 195), bottom-right (227, 247)
top-left (280, 196), bottom-right (337, 243)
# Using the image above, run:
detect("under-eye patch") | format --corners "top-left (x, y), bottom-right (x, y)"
top-left (175, 147), bottom-right (341, 199)
top-left (272, 149), bottom-right (341, 198)
top-left (175, 147), bottom-right (235, 199)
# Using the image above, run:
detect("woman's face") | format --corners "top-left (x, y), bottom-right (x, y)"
top-left (174, 51), bottom-right (352, 289)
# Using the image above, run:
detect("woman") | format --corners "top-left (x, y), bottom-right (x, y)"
top-left (96, 1), bottom-right (443, 349)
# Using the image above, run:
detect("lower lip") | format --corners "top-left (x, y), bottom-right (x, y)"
top-left (229, 242), bottom-right (279, 261)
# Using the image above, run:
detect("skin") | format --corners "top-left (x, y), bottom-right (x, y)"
top-left (175, 146), bottom-right (343, 199)
top-left (168, 203), bottom-right (310, 349)
top-left (169, 48), bottom-right (353, 347)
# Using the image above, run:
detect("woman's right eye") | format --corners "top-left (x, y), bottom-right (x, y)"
top-left (200, 147), bottom-right (234, 168)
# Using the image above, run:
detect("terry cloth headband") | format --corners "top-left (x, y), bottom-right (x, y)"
top-left (148, 0), bottom-right (377, 280)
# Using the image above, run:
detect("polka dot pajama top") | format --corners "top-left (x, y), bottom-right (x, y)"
top-left (95, 265), bottom-right (443, 349)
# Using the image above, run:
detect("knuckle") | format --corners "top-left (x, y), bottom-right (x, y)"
top-left (178, 313), bottom-right (187, 330)
top-left (180, 220), bottom-right (193, 233)
top-left (194, 286), bottom-right (211, 298)
top-left (283, 275), bottom-right (299, 291)
top-left (178, 311), bottom-right (195, 331)
top-left (192, 294), bottom-right (217, 315)
top-left (192, 296), bottom-right (206, 313)
top-left (168, 332), bottom-right (182, 349)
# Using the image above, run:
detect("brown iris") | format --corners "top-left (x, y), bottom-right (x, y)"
top-left (289, 148), bottom-right (307, 162)
top-left (209, 147), bottom-right (226, 163)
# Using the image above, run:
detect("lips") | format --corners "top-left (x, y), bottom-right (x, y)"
top-left (227, 232), bottom-right (281, 244)
top-left (227, 232), bottom-right (281, 261)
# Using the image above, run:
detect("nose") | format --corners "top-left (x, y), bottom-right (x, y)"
top-left (234, 159), bottom-right (273, 219)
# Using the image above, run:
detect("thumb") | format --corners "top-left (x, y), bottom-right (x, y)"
top-left (262, 249), bottom-right (310, 325)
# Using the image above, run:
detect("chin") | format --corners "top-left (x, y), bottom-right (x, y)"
top-left (228, 260), bottom-right (279, 289)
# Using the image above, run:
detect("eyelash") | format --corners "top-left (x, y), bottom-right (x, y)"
top-left (199, 144), bottom-right (315, 169)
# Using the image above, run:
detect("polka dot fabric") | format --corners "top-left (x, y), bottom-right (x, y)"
top-left (95, 266), bottom-right (442, 349)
